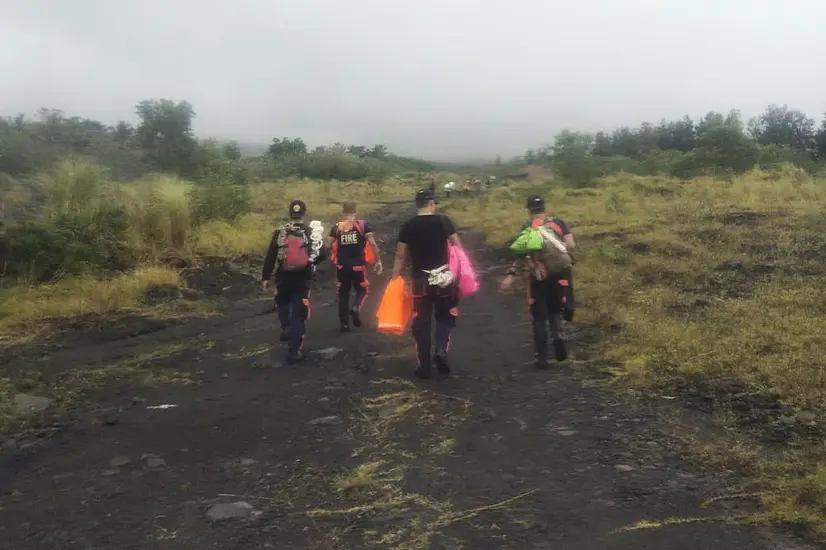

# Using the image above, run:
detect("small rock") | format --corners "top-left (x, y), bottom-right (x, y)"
top-left (308, 415), bottom-right (342, 426)
top-left (110, 455), bottom-right (131, 468)
top-left (180, 288), bottom-right (201, 301)
top-left (796, 410), bottom-right (817, 423)
top-left (313, 347), bottom-right (344, 360)
top-left (146, 457), bottom-right (166, 469)
top-left (206, 501), bottom-right (257, 521)
top-left (614, 464), bottom-right (635, 473)
top-left (717, 260), bottom-right (744, 271)
top-left (318, 397), bottom-right (330, 403)
top-left (239, 458), bottom-right (257, 467)
top-left (221, 373), bottom-right (229, 379)
top-left (52, 473), bottom-right (74, 481)
top-left (556, 430), bottom-right (578, 437)
top-left (14, 394), bottom-right (53, 414)
top-left (132, 396), bottom-right (146, 405)
top-left (479, 409), bottom-right (497, 423)
top-left (101, 415), bottom-right (119, 426)
top-left (101, 469), bottom-right (120, 477)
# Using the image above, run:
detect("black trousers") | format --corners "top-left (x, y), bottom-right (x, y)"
top-left (336, 265), bottom-right (368, 322)
top-left (275, 277), bottom-right (311, 354)
top-left (528, 276), bottom-right (567, 360)
top-left (411, 278), bottom-right (458, 368)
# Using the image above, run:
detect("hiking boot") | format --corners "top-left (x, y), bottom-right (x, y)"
top-left (340, 322), bottom-right (351, 333)
top-left (350, 307), bottom-right (362, 328)
top-left (414, 365), bottom-right (433, 379)
top-left (553, 338), bottom-right (568, 362)
top-left (534, 355), bottom-right (550, 370)
top-left (434, 352), bottom-right (451, 375)
top-left (286, 350), bottom-right (305, 364)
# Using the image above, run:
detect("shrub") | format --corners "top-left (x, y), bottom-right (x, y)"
top-left (189, 182), bottom-right (251, 225)
top-left (0, 207), bottom-right (131, 282)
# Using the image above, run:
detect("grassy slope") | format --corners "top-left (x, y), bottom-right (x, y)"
top-left (0, 177), bottom-right (422, 343)
top-left (444, 167), bottom-right (826, 538)
top-left (7, 165), bottom-right (826, 536)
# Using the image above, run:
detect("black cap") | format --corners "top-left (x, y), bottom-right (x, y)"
top-left (526, 195), bottom-right (545, 211)
top-left (415, 188), bottom-right (438, 205)
top-left (288, 199), bottom-right (307, 218)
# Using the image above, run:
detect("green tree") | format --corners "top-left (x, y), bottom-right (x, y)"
top-left (694, 110), bottom-right (758, 175)
top-left (135, 99), bottom-right (197, 175)
top-left (551, 130), bottom-right (598, 186)
top-left (749, 104), bottom-right (816, 152)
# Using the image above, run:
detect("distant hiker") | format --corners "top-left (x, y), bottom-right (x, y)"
top-left (391, 189), bottom-right (462, 379)
top-left (500, 195), bottom-right (576, 369)
top-left (326, 202), bottom-right (383, 332)
top-left (262, 199), bottom-right (327, 364)
top-left (443, 181), bottom-right (456, 198)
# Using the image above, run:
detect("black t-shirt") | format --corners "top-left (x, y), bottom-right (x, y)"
top-left (329, 220), bottom-right (373, 267)
top-left (398, 214), bottom-right (456, 279)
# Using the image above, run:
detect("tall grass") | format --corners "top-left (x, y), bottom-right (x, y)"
top-left (444, 170), bottom-right (826, 538)
top-left (38, 158), bottom-right (111, 219)
top-left (120, 175), bottom-right (193, 256)
top-left (0, 161), bottom-right (419, 339)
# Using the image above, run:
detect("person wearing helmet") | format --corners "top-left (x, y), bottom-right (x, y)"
top-left (443, 181), bottom-right (456, 198)
top-left (262, 199), bottom-right (328, 364)
top-left (500, 195), bottom-right (576, 369)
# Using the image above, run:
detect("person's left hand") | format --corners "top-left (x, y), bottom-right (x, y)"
top-left (374, 261), bottom-right (384, 275)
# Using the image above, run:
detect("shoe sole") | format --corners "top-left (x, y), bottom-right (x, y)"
top-left (553, 340), bottom-right (568, 362)
top-left (434, 355), bottom-right (451, 375)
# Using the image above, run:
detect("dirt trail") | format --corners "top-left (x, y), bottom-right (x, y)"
top-left (0, 204), bottom-right (809, 549)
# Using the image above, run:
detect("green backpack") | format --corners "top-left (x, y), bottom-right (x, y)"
top-left (510, 218), bottom-right (572, 277)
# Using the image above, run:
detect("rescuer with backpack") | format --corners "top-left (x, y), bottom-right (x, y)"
top-left (262, 199), bottom-right (328, 364)
top-left (500, 195), bottom-right (576, 369)
top-left (326, 202), bottom-right (383, 332)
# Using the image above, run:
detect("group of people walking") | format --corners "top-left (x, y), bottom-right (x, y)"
top-left (261, 188), bottom-right (576, 373)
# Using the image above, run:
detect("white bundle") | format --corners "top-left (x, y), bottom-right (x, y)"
top-left (423, 264), bottom-right (454, 288)
top-left (308, 220), bottom-right (324, 262)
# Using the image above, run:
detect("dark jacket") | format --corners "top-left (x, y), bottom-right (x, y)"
top-left (262, 221), bottom-right (327, 283)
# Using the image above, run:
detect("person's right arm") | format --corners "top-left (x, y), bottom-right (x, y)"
top-left (443, 215), bottom-right (462, 247)
top-left (261, 230), bottom-right (280, 289)
top-left (499, 226), bottom-right (529, 291)
top-left (391, 222), bottom-right (409, 279)
top-left (325, 225), bottom-right (337, 251)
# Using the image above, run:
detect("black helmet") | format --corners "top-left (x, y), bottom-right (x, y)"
top-left (288, 199), bottom-right (307, 218)
top-left (526, 195), bottom-right (545, 211)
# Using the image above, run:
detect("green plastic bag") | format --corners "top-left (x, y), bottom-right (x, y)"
top-left (510, 228), bottom-right (544, 255)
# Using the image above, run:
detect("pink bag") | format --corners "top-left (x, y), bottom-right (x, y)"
top-left (448, 243), bottom-right (480, 297)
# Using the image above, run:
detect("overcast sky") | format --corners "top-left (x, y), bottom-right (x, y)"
top-left (2, 0), bottom-right (825, 161)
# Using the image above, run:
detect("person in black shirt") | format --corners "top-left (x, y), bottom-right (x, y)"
top-left (500, 195), bottom-right (576, 369)
top-left (262, 199), bottom-right (327, 364)
top-left (391, 189), bottom-right (463, 379)
top-left (325, 202), bottom-right (383, 332)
